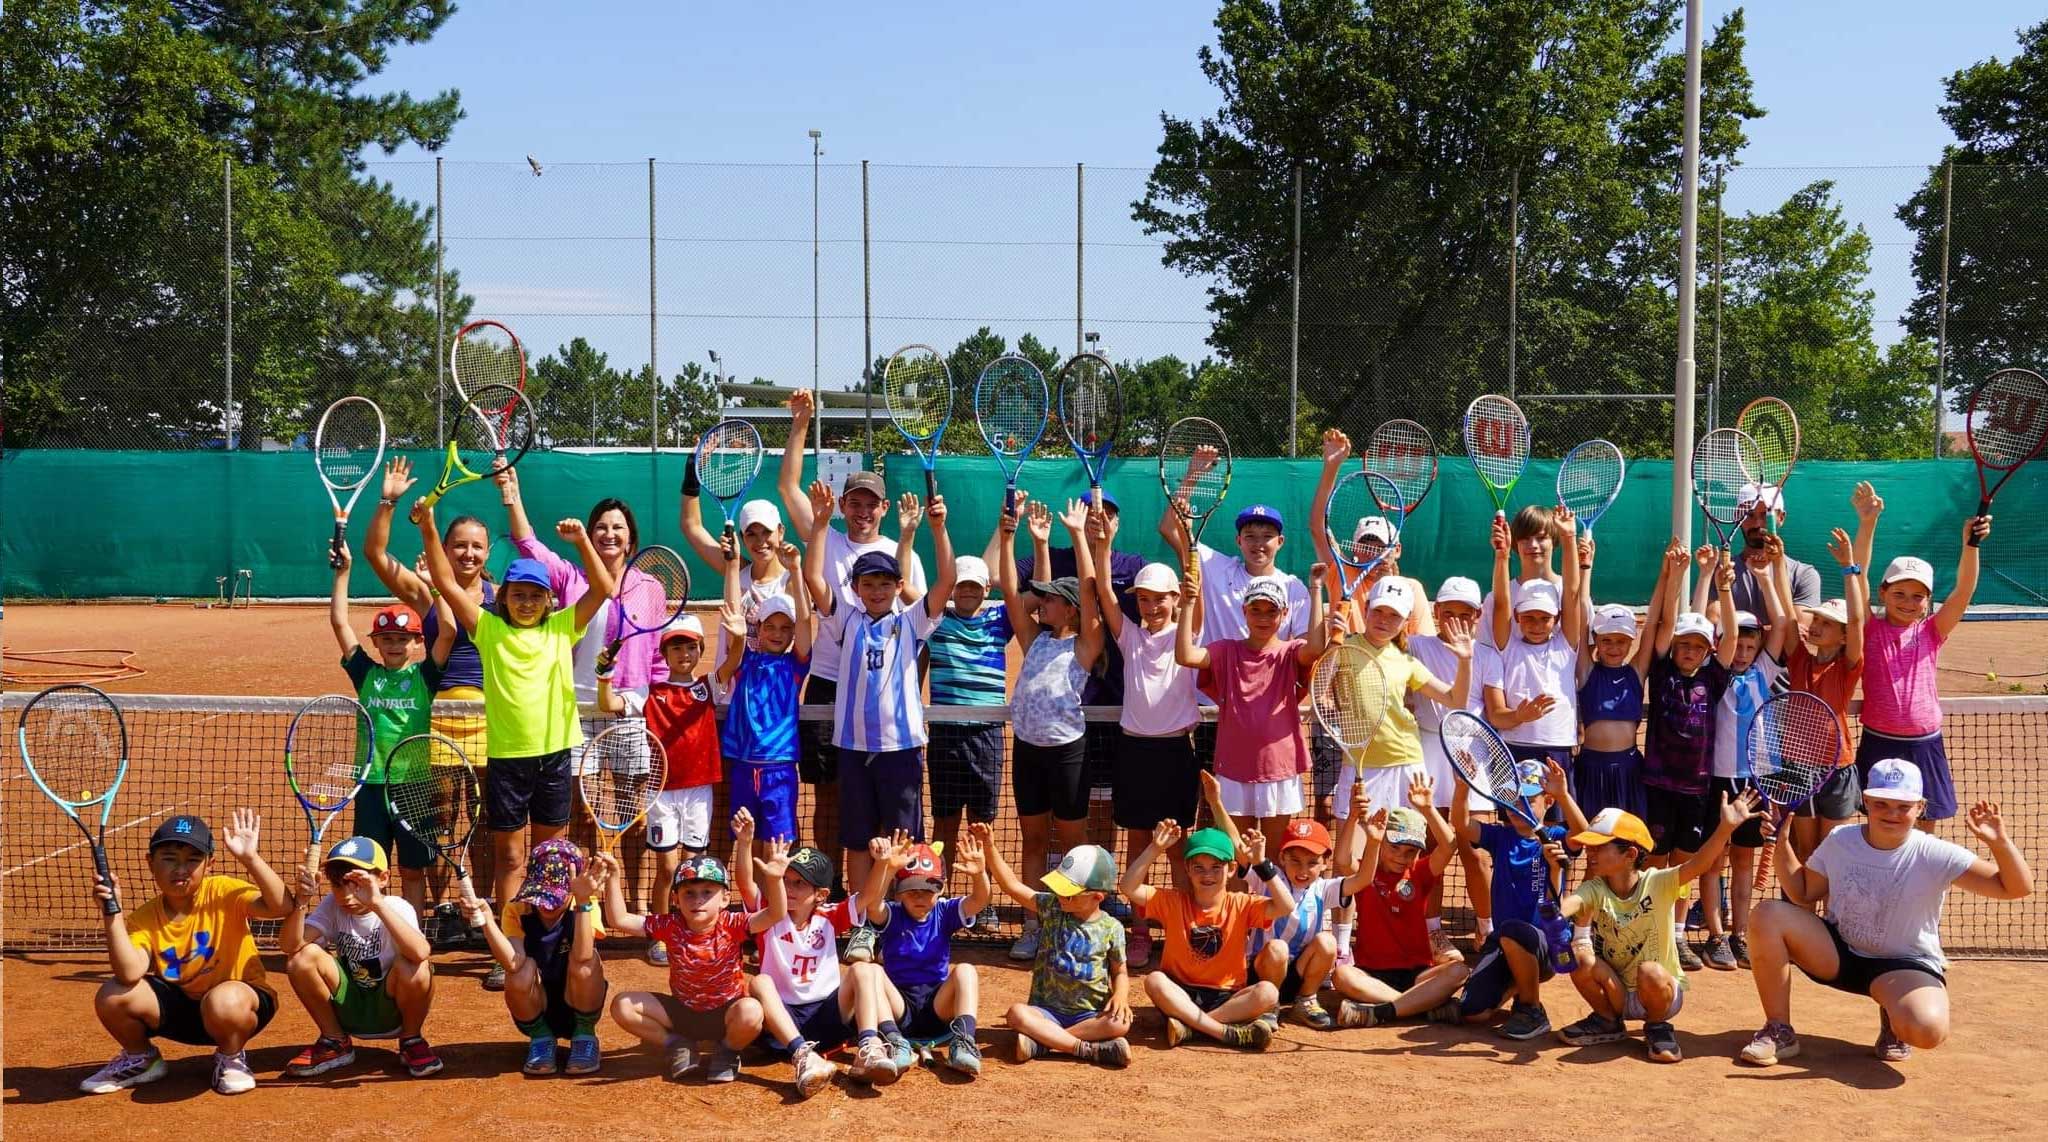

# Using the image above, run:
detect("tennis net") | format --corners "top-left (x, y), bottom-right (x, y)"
top-left (3, 693), bottom-right (2042, 957)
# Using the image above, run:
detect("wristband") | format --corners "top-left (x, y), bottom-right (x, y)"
top-left (1252, 860), bottom-right (1281, 883)
top-left (1841, 563), bottom-right (1861, 576)
top-left (681, 464), bottom-right (701, 497)
top-left (378, 497), bottom-right (397, 506)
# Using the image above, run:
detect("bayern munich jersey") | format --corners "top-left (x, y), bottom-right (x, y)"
top-left (754, 896), bottom-right (861, 1005)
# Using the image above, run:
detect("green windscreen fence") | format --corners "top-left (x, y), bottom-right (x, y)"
top-left (3, 450), bottom-right (2044, 605)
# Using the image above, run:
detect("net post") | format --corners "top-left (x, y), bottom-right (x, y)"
top-left (1507, 168), bottom-right (1518, 399)
top-left (1935, 158), bottom-right (1953, 459)
top-left (1671, 0), bottom-right (1704, 597)
top-left (223, 153), bottom-right (236, 587)
top-left (649, 157), bottom-right (659, 501)
top-left (1290, 164), bottom-right (1302, 458)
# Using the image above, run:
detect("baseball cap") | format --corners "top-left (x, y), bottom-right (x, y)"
top-left (847, 551), bottom-right (902, 583)
top-left (894, 843), bottom-right (946, 894)
top-left (1384, 807), bottom-right (1429, 849)
top-left (1030, 577), bottom-right (1081, 607)
top-left (1863, 758), bottom-right (1925, 803)
top-left (1513, 579), bottom-right (1561, 616)
top-left (659, 613), bottom-right (705, 647)
top-left (1280, 818), bottom-right (1332, 855)
top-left (1098, 490), bottom-right (1121, 513)
top-left (502, 558), bottom-right (551, 590)
top-left (1881, 556), bottom-right (1935, 592)
top-left (787, 847), bottom-right (835, 889)
top-left (1736, 483), bottom-right (1786, 514)
top-left (1243, 576), bottom-right (1289, 610)
top-left (1514, 760), bottom-right (1547, 799)
top-left (841, 472), bottom-right (886, 500)
top-left (1366, 577), bottom-right (1415, 619)
top-left (1132, 562), bottom-right (1180, 594)
top-left (514, 838), bottom-right (585, 911)
top-left (149, 814), bottom-right (214, 855)
top-left (1436, 576), bottom-right (1482, 608)
top-left (370, 605), bottom-right (423, 638)
top-left (754, 596), bottom-right (796, 626)
top-left (673, 853), bottom-right (731, 889)
top-left (1353, 515), bottom-right (1395, 545)
top-left (1182, 827), bottom-right (1237, 864)
top-left (325, 835), bottom-right (389, 872)
top-left (1734, 609), bottom-right (1762, 632)
top-left (1573, 807), bottom-right (1655, 850)
top-left (1044, 845), bottom-right (1119, 895)
top-left (1672, 612), bottom-right (1717, 643)
top-left (954, 555), bottom-right (991, 588)
top-left (1590, 603), bottom-right (1638, 637)
top-left (1235, 504), bottom-right (1284, 533)
top-left (736, 498), bottom-right (782, 533)
top-left (1807, 598), bottom-right (1849, 625)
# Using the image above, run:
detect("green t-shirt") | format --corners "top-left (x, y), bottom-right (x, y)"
top-left (1571, 864), bottom-right (1688, 992)
top-left (472, 608), bottom-right (585, 757)
top-left (341, 650), bottom-right (435, 784)
top-left (1028, 892), bottom-right (1126, 1016)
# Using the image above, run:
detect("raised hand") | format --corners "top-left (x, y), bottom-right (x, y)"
top-left (1363, 807), bottom-right (1389, 845)
top-left (1715, 551), bottom-right (1736, 592)
top-left (1242, 829), bottom-right (1268, 866)
top-left (1826, 527), bottom-right (1854, 567)
top-left (1966, 800), bottom-right (2007, 845)
top-left (221, 808), bottom-right (261, 861)
top-left (733, 807), bottom-right (757, 845)
top-left (1720, 788), bottom-right (1764, 831)
top-left (1578, 534), bottom-right (1595, 570)
top-left (1085, 505), bottom-right (1110, 543)
top-left (1541, 840), bottom-right (1569, 869)
top-left (1349, 782), bottom-right (1372, 821)
top-left (1187, 443), bottom-right (1220, 478)
top-left (1309, 561), bottom-right (1329, 587)
top-left (777, 541), bottom-right (801, 572)
top-left (1026, 499), bottom-right (1053, 544)
top-left (1059, 497), bottom-right (1089, 534)
top-left (866, 834), bottom-right (890, 862)
top-left (720, 600), bottom-right (747, 640)
top-left (1439, 611), bottom-right (1475, 658)
top-left (1852, 480), bottom-right (1883, 520)
top-left (756, 837), bottom-right (792, 881)
top-left (718, 532), bottom-right (739, 563)
top-left (1665, 538), bottom-right (1690, 569)
top-left (557, 518), bottom-right (587, 544)
top-left (381, 456), bottom-right (416, 503)
top-left (806, 479), bottom-right (835, 524)
top-left (1151, 819), bottom-right (1184, 852)
top-left (595, 645), bottom-right (617, 676)
top-left (331, 540), bottom-right (352, 571)
top-left (1407, 771), bottom-right (1435, 811)
top-left (1965, 515), bottom-right (1993, 544)
top-left (1550, 505), bottom-right (1577, 541)
top-left (1512, 694), bottom-right (1557, 723)
top-left (1320, 428), bottom-right (1351, 466)
top-left (295, 864), bottom-right (320, 905)
top-left (1000, 490), bottom-right (1030, 534)
top-left (926, 494), bottom-right (947, 528)
top-left (967, 820), bottom-right (995, 848)
top-left (1542, 757), bottom-right (1570, 800)
top-left (883, 829), bottom-right (916, 870)
top-left (788, 388), bottom-right (816, 419)
top-left (1490, 516), bottom-right (1511, 556)
top-left (1694, 544), bottom-right (1717, 573)
top-left (897, 492), bottom-right (924, 535)
top-left (952, 829), bottom-right (984, 876)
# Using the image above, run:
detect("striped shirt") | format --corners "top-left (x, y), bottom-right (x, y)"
top-left (824, 601), bottom-right (940, 752)
top-left (809, 530), bottom-right (928, 685)
top-left (1249, 875), bottom-right (1346, 959)
top-left (928, 603), bottom-right (1011, 706)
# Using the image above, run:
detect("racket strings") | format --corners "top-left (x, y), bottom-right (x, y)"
top-left (695, 422), bottom-right (763, 499)
top-left (1160, 419), bottom-right (1230, 517)
top-left (974, 362), bottom-right (1049, 456)
top-left (1441, 716), bottom-right (1521, 805)
top-left (1327, 472), bottom-right (1400, 571)
top-left (884, 351), bottom-right (951, 438)
top-left (1365, 420), bottom-right (1437, 508)
top-left (1739, 403), bottom-right (1799, 485)
top-left (315, 401), bottom-right (384, 490)
top-left (1693, 428), bottom-right (1762, 524)
top-left (452, 325), bottom-right (522, 394)
top-left (1058, 360), bottom-right (1121, 453)
top-left (1747, 695), bottom-right (1845, 807)
top-left (625, 547), bottom-right (691, 625)
top-left (388, 769), bottom-right (473, 849)
top-left (582, 726), bottom-right (664, 830)
top-left (1310, 645), bottom-right (1390, 748)
top-left (1969, 370), bottom-right (2048, 469)
top-left (20, 701), bottom-right (124, 803)
top-left (1557, 441), bottom-right (1624, 517)
top-left (290, 703), bottom-right (373, 810)
top-left (1463, 396), bottom-right (1529, 487)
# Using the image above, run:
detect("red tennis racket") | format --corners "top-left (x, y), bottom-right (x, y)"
top-left (1964, 368), bottom-right (2048, 548)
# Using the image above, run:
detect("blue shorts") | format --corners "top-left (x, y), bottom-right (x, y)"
top-left (1028, 1005), bottom-right (1102, 1029)
top-left (1855, 727), bottom-right (1957, 820)
top-left (839, 747), bottom-right (925, 844)
top-left (730, 761), bottom-right (799, 842)
top-left (774, 993), bottom-right (852, 1052)
top-left (896, 979), bottom-right (950, 1042)
top-left (1572, 746), bottom-right (1647, 821)
top-left (1458, 921), bottom-right (1554, 1017)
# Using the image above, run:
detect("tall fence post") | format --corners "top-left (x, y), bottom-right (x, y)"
top-left (1075, 163), bottom-right (1084, 359)
top-left (435, 156), bottom-right (445, 442)
top-left (1935, 159), bottom-right (1954, 458)
top-left (862, 159), bottom-right (874, 457)
top-left (1289, 165), bottom-right (1301, 457)
top-left (1507, 169), bottom-right (1518, 399)
top-left (649, 158), bottom-right (660, 509)
top-left (1671, 0), bottom-right (1704, 592)
top-left (223, 155), bottom-right (235, 586)
top-left (1710, 163), bottom-right (1724, 433)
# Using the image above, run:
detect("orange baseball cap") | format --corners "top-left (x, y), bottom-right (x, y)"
top-left (1280, 818), bottom-right (1332, 855)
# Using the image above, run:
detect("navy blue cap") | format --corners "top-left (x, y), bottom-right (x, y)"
top-left (847, 551), bottom-right (902, 583)
top-left (1235, 504), bottom-right (1284, 533)
top-left (149, 815), bottom-right (214, 855)
top-left (1098, 490), bottom-right (1121, 512)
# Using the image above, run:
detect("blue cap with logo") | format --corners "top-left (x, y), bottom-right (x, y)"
top-left (1235, 504), bottom-right (1284, 533)
top-left (847, 551), bottom-right (902, 583)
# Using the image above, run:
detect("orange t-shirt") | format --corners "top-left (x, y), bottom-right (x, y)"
top-left (1787, 641), bottom-right (1862, 769)
top-left (1139, 888), bottom-right (1263, 990)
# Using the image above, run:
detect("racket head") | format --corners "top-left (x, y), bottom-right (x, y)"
top-left (450, 319), bottom-right (526, 405)
top-left (618, 545), bottom-right (691, 638)
top-left (1310, 641), bottom-right (1392, 751)
top-left (1461, 395), bottom-right (1530, 496)
top-left (284, 695), bottom-right (375, 812)
top-left (694, 419), bottom-right (765, 503)
top-left (383, 733), bottom-right (481, 857)
top-left (16, 683), bottom-right (128, 809)
top-left (453, 383), bottom-right (537, 468)
top-left (972, 354), bottom-right (1051, 462)
top-left (313, 396), bottom-right (387, 496)
top-left (1556, 439), bottom-right (1625, 527)
top-left (1325, 471), bottom-right (1404, 597)
top-left (882, 344), bottom-right (953, 446)
top-left (1735, 397), bottom-right (1800, 487)
top-left (580, 721), bottom-right (668, 835)
top-left (1744, 690), bottom-right (1847, 810)
top-left (1965, 367), bottom-right (2048, 474)
top-left (1440, 710), bottom-right (1539, 827)
top-left (1055, 353), bottom-right (1122, 474)
top-left (1692, 427), bottom-right (1762, 529)
top-left (1364, 418), bottom-right (1438, 511)
top-left (1159, 416), bottom-right (1233, 527)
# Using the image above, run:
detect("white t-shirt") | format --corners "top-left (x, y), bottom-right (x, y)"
top-left (1408, 635), bottom-right (1494, 732)
top-left (307, 895), bottom-right (420, 987)
top-left (1195, 544), bottom-right (1309, 642)
top-left (756, 895), bottom-right (861, 1006)
top-left (570, 597), bottom-right (614, 704)
top-left (810, 529), bottom-right (928, 685)
top-left (1808, 826), bottom-right (1979, 966)
top-left (1114, 620), bottom-right (1201, 736)
top-left (1249, 874), bottom-right (1346, 958)
top-left (1489, 631), bottom-right (1579, 747)
top-left (1713, 653), bottom-right (1785, 779)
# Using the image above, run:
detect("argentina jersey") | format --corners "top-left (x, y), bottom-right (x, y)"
top-left (829, 602), bottom-right (939, 752)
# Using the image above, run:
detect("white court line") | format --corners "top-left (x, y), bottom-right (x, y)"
top-left (2, 809), bottom-right (175, 876)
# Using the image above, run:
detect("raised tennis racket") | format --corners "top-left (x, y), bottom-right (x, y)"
top-left (883, 344), bottom-right (953, 501)
top-left (1325, 470), bottom-right (1404, 601)
top-left (972, 354), bottom-right (1050, 514)
top-left (1441, 710), bottom-right (1539, 828)
top-left (1692, 427), bottom-right (1762, 553)
top-left (450, 319), bottom-right (526, 412)
top-left (1461, 395), bottom-right (1530, 520)
top-left (604, 545), bottom-right (691, 659)
top-left (383, 732), bottom-right (485, 923)
top-left (1310, 640), bottom-right (1392, 752)
top-left (1364, 418), bottom-right (1438, 513)
top-left (418, 382), bottom-right (538, 508)
top-left (1964, 367), bottom-right (2048, 548)
top-left (16, 684), bottom-right (129, 915)
top-left (1159, 416), bottom-right (1232, 546)
top-left (285, 694), bottom-right (376, 869)
top-left (1556, 439), bottom-right (1625, 537)
top-left (1744, 688), bottom-right (1846, 895)
top-left (1055, 352), bottom-right (1122, 508)
top-left (1736, 397), bottom-right (1799, 537)
top-left (314, 396), bottom-right (387, 569)
top-left (580, 720), bottom-right (669, 856)
top-left (694, 418), bottom-right (765, 552)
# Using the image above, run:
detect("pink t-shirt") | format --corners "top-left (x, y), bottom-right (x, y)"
top-left (1860, 616), bottom-right (1944, 737)
top-left (1199, 638), bottom-right (1310, 783)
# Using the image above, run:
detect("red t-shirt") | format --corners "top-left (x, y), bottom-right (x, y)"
top-left (644, 909), bottom-right (748, 1010)
top-left (1786, 641), bottom-right (1862, 769)
top-left (643, 679), bottom-right (722, 790)
top-left (1198, 638), bottom-right (1310, 784)
top-left (1352, 860), bottom-right (1439, 972)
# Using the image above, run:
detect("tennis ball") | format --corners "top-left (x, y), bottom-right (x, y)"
top-left (1987, 671), bottom-right (1999, 683)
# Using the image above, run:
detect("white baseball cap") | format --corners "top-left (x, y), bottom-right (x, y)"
top-left (1672, 612), bottom-right (1716, 643)
top-left (1590, 603), bottom-right (1638, 637)
top-left (1513, 580), bottom-right (1561, 616)
top-left (953, 555), bottom-right (991, 588)
top-left (736, 499), bottom-right (782, 534)
top-left (1243, 576), bottom-right (1289, 609)
top-left (1366, 577), bottom-right (1415, 619)
top-left (1353, 516), bottom-right (1395, 545)
top-left (754, 595), bottom-right (796, 625)
top-left (1734, 609), bottom-right (1762, 632)
top-left (660, 612), bottom-right (706, 646)
top-left (1737, 483), bottom-right (1786, 513)
top-left (1863, 758), bottom-right (1924, 803)
top-left (1132, 562), bottom-right (1181, 594)
top-left (1881, 556), bottom-right (1935, 591)
top-left (1435, 576), bottom-right (1482, 608)
top-left (1807, 598), bottom-right (1849, 625)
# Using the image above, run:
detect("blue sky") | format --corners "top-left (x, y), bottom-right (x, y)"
top-left (358, 2), bottom-right (2043, 394)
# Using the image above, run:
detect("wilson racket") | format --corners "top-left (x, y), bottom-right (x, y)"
top-left (383, 732), bottom-right (485, 923)
top-left (1325, 470), bottom-right (1404, 601)
top-left (694, 418), bottom-right (765, 551)
top-left (1744, 690), bottom-right (1847, 821)
top-left (604, 544), bottom-right (691, 659)
top-left (1159, 416), bottom-right (1233, 546)
top-left (1461, 395), bottom-right (1530, 520)
top-left (1556, 439), bottom-right (1625, 537)
top-left (580, 720), bottom-right (669, 856)
top-left (16, 684), bottom-right (129, 915)
top-left (449, 319), bottom-right (526, 411)
top-left (285, 695), bottom-right (376, 868)
top-left (1364, 418), bottom-right (1439, 513)
top-left (1736, 397), bottom-right (1800, 536)
top-left (1964, 367), bottom-right (2048, 548)
top-left (883, 344), bottom-right (953, 501)
top-left (418, 382), bottom-right (538, 508)
top-left (1055, 352), bottom-right (1122, 508)
top-left (1692, 427), bottom-right (1763, 553)
top-left (973, 354), bottom-right (1050, 514)
top-left (1309, 640), bottom-right (1392, 753)
top-left (1441, 710), bottom-right (1540, 829)
top-left (314, 396), bottom-right (387, 569)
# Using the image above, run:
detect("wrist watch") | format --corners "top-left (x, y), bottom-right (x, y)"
top-left (1842, 563), bottom-right (1862, 576)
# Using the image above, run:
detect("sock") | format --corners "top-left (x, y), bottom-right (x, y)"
top-left (858, 1029), bottom-right (878, 1046)
top-left (1333, 922), bottom-right (1353, 950)
top-left (950, 1014), bottom-right (977, 1040)
top-left (571, 1008), bottom-right (601, 1038)
top-left (1477, 917), bottom-right (1494, 939)
top-left (1426, 917), bottom-right (1443, 932)
top-left (514, 1015), bottom-right (551, 1042)
top-left (1371, 1002), bottom-right (1399, 1023)
top-left (879, 1019), bottom-right (901, 1040)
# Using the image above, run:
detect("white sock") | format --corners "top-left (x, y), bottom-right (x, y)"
top-left (1333, 922), bottom-right (1353, 950)
top-left (1477, 918), bottom-right (1494, 939)
top-left (1426, 917), bottom-right (1444, 932)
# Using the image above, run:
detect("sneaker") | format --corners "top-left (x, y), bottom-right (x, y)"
top-left (1425, 999), bottom-right (1464, 1024)
top-left (1685, 898), bottom-right (1704, 931)
top-left (1676, 937), bottom-right (1704, 973)
top-left (1013, 1034), bottom-right (1043, 1063)
top-left (885, 1031), bottom-right (917, 1076)
top-left (1127, 924), bottom-right (1153, 970)
top-left (398, 1036), bottom-right (444, 1078)
top-left (211, 1050), bottom-right (256, 1095)
top-left (663, 1038), bottom-right (697, 1082)
top-left (704, 1044), bottom-right (742, 1084)
top-left (1008, 918), bottom-right (1041, 962)
top-left (1739, 1021), bottom-right (1801, 1066)
top-left (791, 1040), bottom-right (834, 1098)
top-left (565, 1034), bottom-right (602, 1076)
top-left (1704, 935), bottom-right (1737, 971)
top-left (1499, 1003), bottom-right (1551, 1041)
top-left (1730, 933), bottom-right (1751, 969)
top-left (285, 1035), bottom-right (356, 1077)
top-left (1556, 1013), bottom-right (1627, 1046)
top-left (1290, 996), bottom-right (1336, 1031)
top-left (483, 961), bottom-right (507, 991)
top-left (1082, 1037), bottom-right (1132, 1068)
top-left (525, 1037), bottom-right (559, 1076)
top-left (843, 923), bottom-right (878, 965)
top-left (1644, 1020), bottom-right (1682, 1063)
top-left (1876, 1009), bottom-right (1913, 1062)
top-left (1429, 928), bottom-right (1462, 966)
top-left (854, 1037), bottom-right (899, 1084)
top-left (645, 941), bottom-right (669, 967)
top-left (1221, 1019), bottom-right (1275, 1050)
top-left (941, 1032), bottom-right (982, 1076)
top-left (80, 1049), bottom-right (166, 1094)
top-left (1162, 1016), bottom-right (1191, 1049)
top-left (1336, 999), bottom-right (1380, 1029)
top-left (976, 904), bottom-right (1001, 929)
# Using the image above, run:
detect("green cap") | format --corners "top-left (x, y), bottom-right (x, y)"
top-left (1182, 827), bottom-right (1236, 864)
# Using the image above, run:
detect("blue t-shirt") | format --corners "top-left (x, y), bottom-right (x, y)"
top-left (1479, 822), bottom-right (1555, 928)
top-left (877, 896), bottom-right (971, 986)
top-left (721, 650), bottom-right (805, 763)
top-left (928, 603), bottom-right (1011, 706)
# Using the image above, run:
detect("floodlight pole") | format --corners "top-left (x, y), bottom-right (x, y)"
top-left (1672, 0), bottom-right (1704, 596)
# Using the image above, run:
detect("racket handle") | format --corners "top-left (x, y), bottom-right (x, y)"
top-left (1969, 498), bottom-right (1991, 547)
top-left (924, 468), bottom-right (938, 503)
top-left (457, 872), bottom-right (487, 928)
top-left (329, 521), bottom-right (347, 569)
top-left (94, 847), bottom-right (121, 916)
top-left (1003, 486), bottom-right (1015, 516)
top-left (1091, 483), bottom-right (1103, 511)
top-left (721, 521), bottom-right (736, 561)
top-left (1494, 509), bottom-right (1506, 521)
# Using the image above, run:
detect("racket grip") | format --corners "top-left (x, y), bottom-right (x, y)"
top-left (1003, 486), bottom-right (1015, 516)
top-left (722, 521), bottom-right (736, 561)
top-left (1969, 498), bottom-right (1991, 547)
top-left (94, 847), bottom-right (121, 916)
top-left (457, 872), bottom-right (487, 927)
top-left (329, 521), bottom-right (347, 569)
top-left (924, 468), bottom-right (938, 503)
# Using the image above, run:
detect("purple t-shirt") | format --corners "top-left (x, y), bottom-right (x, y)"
top-left (1642, 655), bottom-right (1730, 795)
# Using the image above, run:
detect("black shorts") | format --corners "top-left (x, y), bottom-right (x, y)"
top-left (1013, 736), bottom-right (1089, 821)
top-left (1308, 720), bottom-right (1343, 802)
top-left (486, 749), bottom-right (574, 831)
top-left (897, 979), bottom-right (950, 1042)
top-left (144, 977), bottom-right (278, 1047)
top-left (1368, 966), bottom-right (1428, 993)
top-left (798, 677), bottom-right (839, 784)
top-left (1084, 720), bottom-right (1120, 791)
top-left (1794, 764), bottom-right (1862, 821)
top-left (1112, 730), bottom-right (1201, 831)
top-left (1248, 952), bottom-right (1312, 1003)
top-left (1805, 921), bottom-right (1947, 998)
top-left (1177, 982), bottom-right (1238, 1014)
top-left (928, 722), bottom-right (1004, 821)
top-left (777, 995), bottom-right (854, 1052)
top-left (1710, 778), bottom-right (1768, 849)
top-left (655, 994), bottom-right (740, 1043)
top-left (354, 786), bottom-right (431, 870)
top-left (839, 747), bottom-right (925, 844)
top-left (1644, 784), bottom-right (1716, 856)
top-left (1458, 921), bottom-right (1554, 1017)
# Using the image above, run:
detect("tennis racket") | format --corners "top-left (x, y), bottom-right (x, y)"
top-left (1556, 439), bottom-right (1625, 537)
top-left (604, 545), bottom-right (691, 659)
top-left (418, 382), bottom-right (538, 509)
top-left (1736, 397), bottom-right (1799, 536)
top-left (694, 418), bottom-right (765, 552)
top-left (1309, 640), bottom-right (1392, 752)
top-left (883, 344), bottom-right (953, 501)
top-left (314, 396), bottom-right (387, 569)
top-left (1364, 418), bottom-right (1438, 513)
top-left (1692, 427), bottom-right (1763, 553)
top-left (973, 354), bottom-right (1050, 515)
top-left (1461, 395), bottom-right (1530, 520)
top-left (1744, 688), bottom-right (1847, 895)
top-left (1159, 416), bottom-right (1233, 546)
top-left (16, 684), bottom-right (129, 916)
top-left (285, 695), bottom-right (376, 869)
top-left (1325, 470), bottom-right (1404, 601)
top-left (383, 732), bottom-right (485, 923)
top-left (450, 319), bottom-right (527, 411)
top-left (1964, 367), bottom-right (2048, 548)
top-left (1441, 710), bottom-right (1540, 828)
top-left (1055, 352), bottom-right (1122, 508)
top-left (580, 720), bottom-right (669, 856)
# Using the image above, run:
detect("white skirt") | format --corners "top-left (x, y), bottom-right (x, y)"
top-left (1217, 773), bottom-right (1305, 819)
top-left (1331, 762), bottom-right (1425, 822)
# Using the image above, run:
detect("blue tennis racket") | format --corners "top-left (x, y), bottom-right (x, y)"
top-left (1055, 353), bottom-right (1121, 508)
top-left (17, 684), bottom-right (130, 915)
top-left (1440, 710), bottom-right (1574, 972)
top-left (973, 354), bottom-right (1049, 514)
top-left (1325, 470), bottom-right (1404, 602)
top-left (1557, 439), bottom-right (1625, 537)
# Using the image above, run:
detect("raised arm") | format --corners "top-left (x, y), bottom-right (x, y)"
top-left (497, 465), bottom-right (537, 542)
top-left (1655, 543), bottom-right (1690, 657)
top-left (1936, 515), bottom-right (1985, 640)
top-left (1008, 502), bottom-right (1045, 646)
top-left (676, 461), bottom-right (729, 568)
top-left (746, 839), bottom-right (792, 934)
top-left (1952, 801), bottom-right (2034, 901)
top-left (1067, 501), bottom-right (1105, 670)
top-left (413, 500), bottom-right (480, 633)
top-left (1308, 429), bottom-right (1348, 573)
top-left (969, 821), bottom-right (1040, 913)
top-left (1412, 774), bottom-right (1459, 877)
top-left (776, 391), bottom-right (819, 538)
top-left (953, 826), bottom-right (994, 919)
top-left (1489, 516), bottom-right (1514, 650)
top-left (1415, 612), bottom-right (1475, 707)
top-left (1850, 480), bottom-right (1881, 599)
top-left (1087, 504), bottom-right (1124, 640)
top-left (1244, 831), bottom-right (1297, 923)
top-left (863, 832), bottom-right (909, 927)
top-left (365, 458), bottom-right (433, 613)
top-left (220, 810), bottom-right (294, 921)
top-left (1676, 790), bottom-right (1762, 883)
top-left (1761, 535), bottom-right (1794, 661)
top-left (1712, 553), bottom-right (1740, 667)
top-left (592, 851), bottom-right (647, 938)
top-left (781, 543), bottom-right (813, 661)
top-left (1300, 563), bottom-right (1330, 662)
top-left (1827, 527), bottom-right (1867, 668)
top-left (1554, 507), bottom-right (1585, 648)
top-left (1174, 554), bottom-right (1211, 670)
top-left (801, 481), bottom-right (836, 616)
top-left (561, 519), bottom-right (615, 632)
top-left (1637, 540), bottom-right (1684, 672)
top-left (924, 495), bottom-right (956, 622)
top-left (329, 548), bottom-right (360, 657)
top-left (1118, 820), bottom-right (1181, 910)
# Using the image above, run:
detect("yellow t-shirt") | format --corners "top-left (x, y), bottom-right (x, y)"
top-left (1571, 865), bottom-right (1687, 991)
top-left (473, 608), bottom-right (586, 757)
top-left (1346, 639), bottom-right (1442, 770)
top-left (126, 875), bottom-right (273, 999)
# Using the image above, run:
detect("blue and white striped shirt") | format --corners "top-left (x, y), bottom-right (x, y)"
top-left (824, 601), bottom-right (940, 752)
